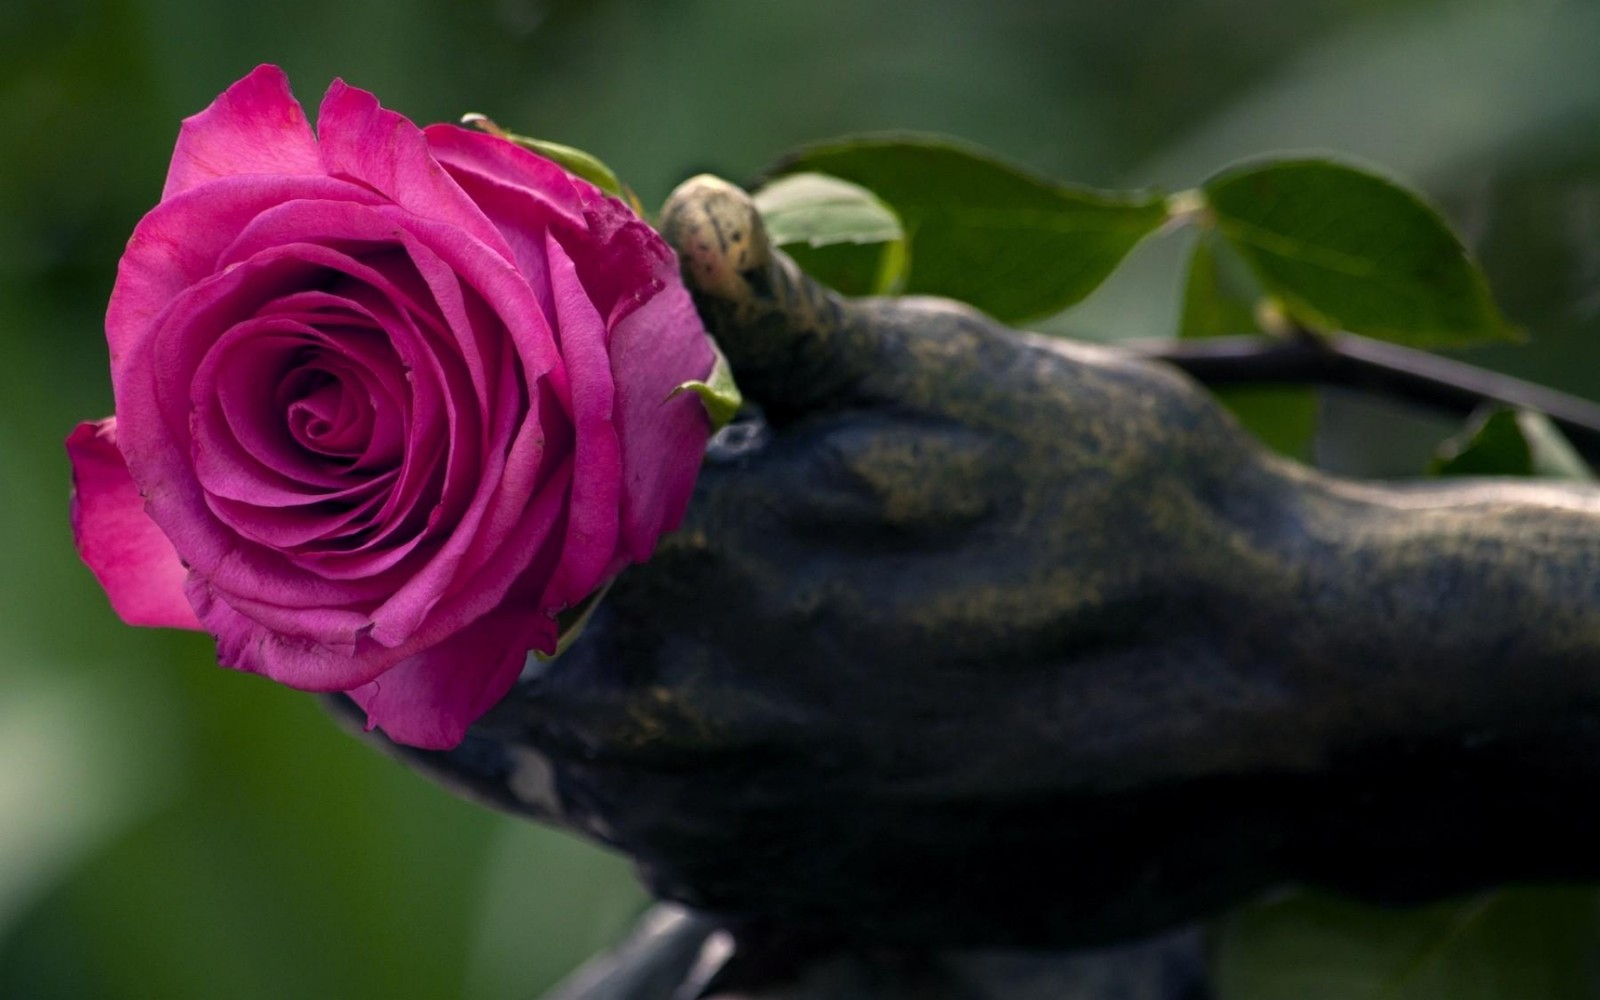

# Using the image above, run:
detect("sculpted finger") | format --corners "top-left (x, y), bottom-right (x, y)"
top-left (659, 175), bottom-right (898, 420)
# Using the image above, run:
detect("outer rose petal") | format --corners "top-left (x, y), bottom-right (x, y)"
top-left (316, 80), bottom-right (513, 264)
top-left (422, 124), bottom-right (588, 232)
top-left (67, 419), bottom-right (202, 630)
top-left (107, 175), bottom-right (381, 383)
top-left (187, 577), bottom-right (399, 691)
top-left (346, 609), bottom-right (551, 750)
top-left (163, 64), bottom-right (323, 199)
top-left (545, 232), bottom-right (623, 604)
top-left (606, 283), bottom-right (716, 560)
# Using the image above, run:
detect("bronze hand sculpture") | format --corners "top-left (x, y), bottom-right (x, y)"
top-left (335, 176), bottom-right (1600, 996)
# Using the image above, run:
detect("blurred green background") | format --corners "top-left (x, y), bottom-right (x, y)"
top-left (3, 0), bottom-right (1599, 996)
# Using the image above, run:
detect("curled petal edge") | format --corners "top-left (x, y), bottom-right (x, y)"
top-left (67, 418), bottom-right (203, 631)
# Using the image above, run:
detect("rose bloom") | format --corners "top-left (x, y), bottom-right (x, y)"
top-left (67, 65), bottom-right (715, 749)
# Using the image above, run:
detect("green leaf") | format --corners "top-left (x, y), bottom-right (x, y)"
top-left (753, 172), bottom-right (904, 249)
top-left (785, 239), bottom-right (910, 297)
top-left (536, 581), bottom-right (614, 662)
top-left (1180, 232), bottom-right (1267, 340)
top-left (1202, 159), bottom-right (1517, 347)
top-left (1429, 407), bottom-right (1593, 480)
top-left (460, 114), bottom-right (633, 206)
top-left (1213, 888), bottom-right (1600, 1000)
top-left (751, 172), bottom-right (908, 295)
top-left (1214, 388), bottom-right (1319, 462)
top-left (1181, 234), bottom-right (1317, 460)
top-left (768, 134), bottom-right (1169, 323)
top-left (670, 339), bottom-right (743, 432)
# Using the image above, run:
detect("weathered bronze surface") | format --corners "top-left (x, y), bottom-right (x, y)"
top-left (335, 176), bottom-right (1600, 996)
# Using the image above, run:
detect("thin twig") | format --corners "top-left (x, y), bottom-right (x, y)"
top-left (1128, 333), bottom-right (1600, 462)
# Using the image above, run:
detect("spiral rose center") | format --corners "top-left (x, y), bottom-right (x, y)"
top-left (281, 367), bottom-right (362, 455)
top-left (272, 343), bottom-right (406, 474)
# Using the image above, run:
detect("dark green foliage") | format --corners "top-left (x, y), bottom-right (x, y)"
top-left (1180, 233), bottom-right (1318, 460)
top-left (1431, 407), bottom-right (1593, 479)
top-left (1214, 889), bottom-right (1600, 1000)
top-left (1202, 160), bottom-right (1517, 347)
top-left (769, 135), bottom-right (1168, 323)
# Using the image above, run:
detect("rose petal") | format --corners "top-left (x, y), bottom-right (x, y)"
top-left (217, 211), bottom-right (560, 645)
top-left (162, 65), bottom-right (323, 200)
top-left (189, 444), bottom-right (572, 691)
top-left (316, 81), bottom-right (514, 266)
top-left (67, 418), bottom-right (202, 630)
top-left (552, 198), bottom-right (714, 560)
top-left (424, 125), bottom-right (589, 229)
top-left (605, 282), bottom-right (714, 561)
top-left (115, 250), bottom-right (369, 604)
top-left (360, 430), bottom-right (572, 651)
top-left (557, 200), bottom-right (676, 329)
top-left (108, 174), bottom-right (380, 385)
top-left (543, 231), bottom-right (622, 606)
top-left (189, 576), bottom-right (391, 689)
top-left (425, 124), bottom-right (586, 318)
top-left (119, 240), bottom-right (458, 616)
top-left (345, 608), bottom-right (553, 750)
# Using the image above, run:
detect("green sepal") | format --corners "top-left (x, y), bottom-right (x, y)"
top-left (669, 340), bottom-right (742, 432)
top-left (533, 581), bottom-right (614, 663)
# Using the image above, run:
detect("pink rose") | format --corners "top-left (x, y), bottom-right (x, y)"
top-left (67, 65), bottom-right (716, 749)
